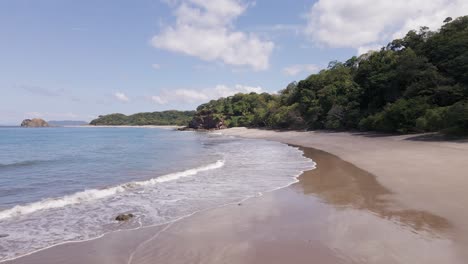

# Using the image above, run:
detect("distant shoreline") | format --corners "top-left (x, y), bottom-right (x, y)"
top-left (73, 125), bottom-right (183, 129)
top-left (0, 125), bottom-right (184, 129)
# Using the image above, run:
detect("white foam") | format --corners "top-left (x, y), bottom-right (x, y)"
top-left (0, 160), bottom-right (225, 220)
top-left (134, 159), bottom-right (225, 185)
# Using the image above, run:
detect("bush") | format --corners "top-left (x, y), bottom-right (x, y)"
top-left (442, 101), bottom-right (468, 136)
top-left (416, 107), bottom-right (449, 131)
top-left (359, 98), bottom-right (430, 133)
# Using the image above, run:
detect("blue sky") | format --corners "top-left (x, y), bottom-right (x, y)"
top-left (1, 0), bottom-right (465, 124)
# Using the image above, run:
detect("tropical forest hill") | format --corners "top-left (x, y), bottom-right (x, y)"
top-left (48, 120), bottom-right (88, 126)
top-left (189, 16), bottom-right (468, 136)
top-left (90, 110), bottom-right (195, 126)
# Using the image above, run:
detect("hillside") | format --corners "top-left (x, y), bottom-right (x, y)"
top-left (189, 16), bottom-right (468, 136)
top-left (48, 120), bottom-right (88, 126)
top-left (89, 110), bottom-right (195, 126)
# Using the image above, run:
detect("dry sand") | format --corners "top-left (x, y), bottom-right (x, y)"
top-left (5, 128), bottom-right (468, 264)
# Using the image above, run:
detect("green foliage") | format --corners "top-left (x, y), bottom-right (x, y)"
top-left (360, 98), bottom-right (430, 133)
top-left (189, 16), bottom-right (468, 136)
top-left (90, 110), bottom-right (195, 126)
top-left (416, 107), bottom-right (449, 131)
top-left (443, 100), bottom-right (468, 136)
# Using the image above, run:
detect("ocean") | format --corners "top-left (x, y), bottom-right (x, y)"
top-left (0, 127), bottom-right (314, 261)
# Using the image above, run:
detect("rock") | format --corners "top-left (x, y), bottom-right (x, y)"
top-left (115, 213), bottom-right (134, 221)
top-left (188, 111), bottom-right (226, 130)
top-left (20, 118), bottom-right (49, 127)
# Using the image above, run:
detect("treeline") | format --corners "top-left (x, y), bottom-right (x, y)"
top-left (90, 110), bottom-right (195, 126)
top-left (190, 16), bottom-right (468, 135)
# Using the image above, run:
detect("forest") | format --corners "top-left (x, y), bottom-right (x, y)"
top-left (190, 16), bottom-right (468, 135)
top-left (90, 110), bottom-right (195, 126)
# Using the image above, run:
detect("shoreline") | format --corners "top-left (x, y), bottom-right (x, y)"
top-left (218, 128), bottom-right (468, 250)
top-left (4, 128), bottom-right (468, 263)
top-left (65, 125), bottom-right (184, 129)
top-left (2, 143), bottom-right (312, 264)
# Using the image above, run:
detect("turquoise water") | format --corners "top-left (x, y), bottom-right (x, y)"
top-left (0, 127), bottom-right (314, 261)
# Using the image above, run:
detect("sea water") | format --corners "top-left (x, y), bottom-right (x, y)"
top-left (0, 127), bottom-right (314, 261)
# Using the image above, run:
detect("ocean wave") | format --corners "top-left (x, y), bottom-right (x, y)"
top-left (0, 160), bottom-right (50, 169)
top-left (0, 159), bottom-right (225, 220)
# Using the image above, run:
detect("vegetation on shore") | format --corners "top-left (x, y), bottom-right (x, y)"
top-left (190, 16), bottom-right (468, 136)
top-left (90, 110), bottom-right (195, 126)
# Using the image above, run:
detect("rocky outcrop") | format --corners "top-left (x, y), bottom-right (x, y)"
top-left (115, 213), bottom-right (134, 221)
top-left (20, 118), bottom-right (49, 127)
top-left (188, 112), bottom-right (227, 130)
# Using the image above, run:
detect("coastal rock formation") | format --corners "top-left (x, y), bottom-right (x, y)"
top-left (20, 118), bottom-right (49, 127)
top-left (115, 213), bottom-right (134, 221)
top-left (188, 112), bottom-right (227, 130)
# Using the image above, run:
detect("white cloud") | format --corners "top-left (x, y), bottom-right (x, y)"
top-left (18, 84), bottom-right (65, 97)
top-left (151, 0), bottom-right (274, 71)
top-left (283, 64), bottom-right (320, 76)
top-left (151, 84), bottom-right (265, 105)
top-left (357, 45), bottom-right (384, 56)
top-left (114, 92), bottom-right (129, 102)
top-left (305, 0), bottom-right (468, 50)
top-left (151, 95), bottom-right (168, 105)
top-left (24, 112), bottom-right (79, 119)
top-left (25, 112), bottom-right (43, 118)
top-left (151, 64), bottom-right (161, 70)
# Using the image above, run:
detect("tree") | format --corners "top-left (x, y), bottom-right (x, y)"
top-left (187, 16), bottom-right (468, 136)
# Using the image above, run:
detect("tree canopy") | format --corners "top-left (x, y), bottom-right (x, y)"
top-left (189, 16), bottom-right (468, 136)
top-left (90, 110), bottom-right (195, 126)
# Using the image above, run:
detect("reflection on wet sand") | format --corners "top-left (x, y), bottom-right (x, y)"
top-left (296, 147), bottom-right (452, 234)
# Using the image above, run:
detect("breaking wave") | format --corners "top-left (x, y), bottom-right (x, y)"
top-left (0, 159), bottom-right (225, 220)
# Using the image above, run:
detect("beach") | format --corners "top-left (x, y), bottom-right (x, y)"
top-left (220, 128), bottom-right (468, 241)
top-left (4, 128), bottom-right (468, 264)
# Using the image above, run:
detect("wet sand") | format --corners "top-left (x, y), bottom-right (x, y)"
top-left (219, 128), bottom-right (468, 245)
top-left (5, 140), bottom-right (466, 263)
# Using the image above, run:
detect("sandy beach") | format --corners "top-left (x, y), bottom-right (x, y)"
top-left (220, 128), bottom-right (468, 240)
top-left (5, 128), bottom-right (468, 264)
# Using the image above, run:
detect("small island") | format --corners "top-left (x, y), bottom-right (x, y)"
top-left (20, 118), bottom-right (49, 128)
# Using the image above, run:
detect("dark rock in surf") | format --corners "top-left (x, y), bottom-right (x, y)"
top-left (188, 113), bottom-right (226, 130)
top-left (115, 213), bottom-right (134, 221)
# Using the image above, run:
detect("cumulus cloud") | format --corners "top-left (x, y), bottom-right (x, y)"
top-left (151, 95), bottom-right (168, 105)
top-left (114, 92), bottom-right (129, 102)
top-left (151, 84), bottom-right (264, 105)
top-left (283, 64), bottom-right (320, 76)
top-left (151, 0), bottom-right (274, 70)
top-left (305, 0), bottom-right (468, 50)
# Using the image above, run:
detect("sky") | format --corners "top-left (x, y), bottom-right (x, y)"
top-left (1, 0), bottom-right (467, 124)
